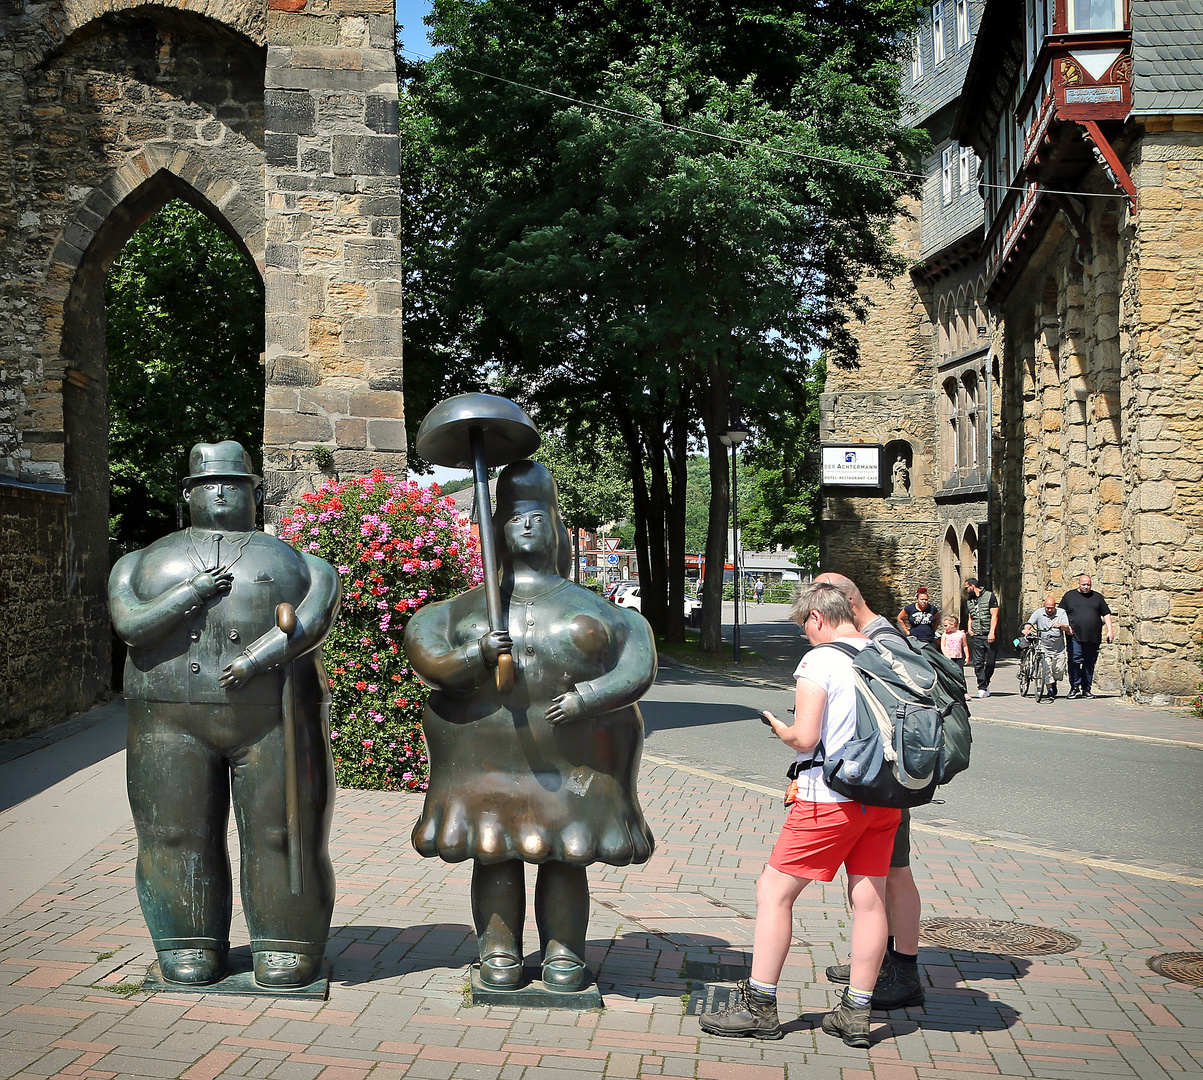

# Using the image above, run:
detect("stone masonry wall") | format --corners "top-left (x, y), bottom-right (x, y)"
top-left (1123, 118), bottom-right (1203, 700)
top-left (993, 122), bottom-right (1203, 700)
top-left (261, 0), bottom-right (404, 524)
top-left (822, 201), bottom-right (946, 618)
top-left (0, 0), bottom-right (404, 739)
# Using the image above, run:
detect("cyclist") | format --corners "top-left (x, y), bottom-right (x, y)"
top-left (1021, 595), bottom-right (1071, 702)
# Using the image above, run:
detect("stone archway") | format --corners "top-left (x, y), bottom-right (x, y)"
top-left (941, 525), bottom-right (962, 621)
top-left (0, 0), bottom-right (403, 738)
top-left (59, 162), bottom-right (265, 699)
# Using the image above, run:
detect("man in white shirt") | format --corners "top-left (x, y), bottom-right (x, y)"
top-left (699, 582), bottom-right (897, 1048)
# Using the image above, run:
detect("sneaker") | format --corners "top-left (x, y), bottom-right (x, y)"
top-left (1081, 691), bottom-right (1094, 699)
top-left (976, 688), bottom-right (988, 698)
top-left (821, 987), bottom-right (872, 1048)
top-left (699, 980), bottom-right (783, 1040)
top-left (1067, 688), bottom-right (1082, 699)
top-left (870, 961), bottom-right (925, 1010)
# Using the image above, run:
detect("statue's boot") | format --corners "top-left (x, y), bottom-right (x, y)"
top-left (159, 948), bottom-right (225, 985)
top-left (253, 950), bottom-right (323, 988)
top-left (535, 862), bottom-right (589, 992)
top-left (472, 860), bottom-right (525, 989)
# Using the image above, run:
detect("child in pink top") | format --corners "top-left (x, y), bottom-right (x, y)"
top-left (940, 615), bottom-right (967, 668)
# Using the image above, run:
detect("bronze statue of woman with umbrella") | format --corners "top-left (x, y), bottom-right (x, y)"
top-left (405, 395), bottom-right (656, 993)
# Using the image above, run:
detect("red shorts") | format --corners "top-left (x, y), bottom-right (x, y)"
top-left (768, 800), bottom-right (901, 881)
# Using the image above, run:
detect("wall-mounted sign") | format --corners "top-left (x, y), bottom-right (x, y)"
top-left (821, 444), bottom-right (883, 488)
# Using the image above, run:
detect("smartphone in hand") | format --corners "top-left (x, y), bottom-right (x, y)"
top-left (758, 710), bottom-right (775, 727)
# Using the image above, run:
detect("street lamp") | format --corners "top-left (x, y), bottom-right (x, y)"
top-left (718, 404), bottom-right (749, 662)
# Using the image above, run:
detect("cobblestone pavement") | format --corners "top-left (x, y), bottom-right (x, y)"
top-left (1, 684), bottom-right (1202, 1079)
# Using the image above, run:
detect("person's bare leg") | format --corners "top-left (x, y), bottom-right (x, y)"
top-left (749, 864), bottom-right (810, 985)
top-left (885, 866), bottom-right (921, 954)
top-left (846, 873), bottom-right (889, 991)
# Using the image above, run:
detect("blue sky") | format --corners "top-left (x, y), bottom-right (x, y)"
top-left (395, 0), bottom-right (437, 60)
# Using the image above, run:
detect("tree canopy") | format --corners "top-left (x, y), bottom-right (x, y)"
top-left (400, 0), bottom-right (926, 644)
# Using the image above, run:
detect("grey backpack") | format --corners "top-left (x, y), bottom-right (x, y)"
top-left (798, 637), bottom-right (945, 808)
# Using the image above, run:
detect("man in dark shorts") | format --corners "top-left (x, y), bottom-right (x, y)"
top-left (698, 583), bottom-right (895, 1047)
top-left (897, 586), bottom-right (940, 648)
top-left (814, 573), bottom-right (925, 1011)
top-left (1059, 574), bottom-right (1114, 698)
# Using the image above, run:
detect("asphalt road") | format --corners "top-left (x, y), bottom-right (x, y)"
top-left (640, 666), bottom-right (1203, 874)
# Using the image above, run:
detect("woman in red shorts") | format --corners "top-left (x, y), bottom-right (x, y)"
top-left (699, 581), bottom-right (899, 1047)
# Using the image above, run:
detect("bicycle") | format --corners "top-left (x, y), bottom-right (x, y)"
top-left (1015, 633), bottom-right (1043, 699)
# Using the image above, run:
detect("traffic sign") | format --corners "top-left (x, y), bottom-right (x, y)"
top-left (579, 556), bottom-right (587, 566)
top-left (606, 553), bottom-right (619, 566)
top-left (605, 537), bottom-right (620, 552)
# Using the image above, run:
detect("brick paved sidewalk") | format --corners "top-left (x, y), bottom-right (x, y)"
top-left (2, 739), bottom-right (1202, 1079)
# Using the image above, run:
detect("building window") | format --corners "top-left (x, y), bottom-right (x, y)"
top-left (956, 0), bottom-right (969, 48)
top-left (942, 145), bottom-right (955, 206)
top-left (1069, 0), bottom-right (1122, 32)
top-left (933, 0), bottom-right (946, 64)
top-left (959, 145), bottom-right (975, 193)
top-left (911, 32), bottom-right (923, 81)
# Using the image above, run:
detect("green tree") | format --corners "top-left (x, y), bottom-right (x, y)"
top-left (737, 357), bottom-right (825, 570)
top-left (402, 0), bottom-right (926, 647)
top-left (535, 424), bottom-right (633, 578)
top-left (106, 200), bottom-right (264, 552)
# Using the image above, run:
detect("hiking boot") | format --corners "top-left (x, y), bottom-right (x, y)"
top-left (698, 980), bottom-right (783, 1040)
top-left (821, 987), bottom-right (872, 1048)
top-left (870, 961), bottom-right (925, 1009)
top-left (824, 955), bottom-right (894, 987)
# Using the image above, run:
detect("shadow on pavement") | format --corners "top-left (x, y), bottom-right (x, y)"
top-left (641, 699), bottom-right (764, 733)
top-left (328, 924), bottom-right (730, 999)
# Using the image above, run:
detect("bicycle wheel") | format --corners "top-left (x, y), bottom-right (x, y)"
top-left (1018, 654), bottom-right (1031, 697)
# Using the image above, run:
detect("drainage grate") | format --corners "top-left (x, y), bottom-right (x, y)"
top-left (1148, 952), bottom-right (1203, 985)
top-left (920, 918), bottom-right (1081, 955)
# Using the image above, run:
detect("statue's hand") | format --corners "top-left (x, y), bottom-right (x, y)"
top-left (546, 690), bottom-right (587, 726)
top-left (478, 629), bottom-right (513, 667)
top-left (191, 568), bottom-right (234, 600)
top-left (218, 653), bottom-right (257, 689)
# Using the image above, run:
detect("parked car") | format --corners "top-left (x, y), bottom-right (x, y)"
top-left (618, 587), bottom-right (703, 624)
top-left (607, 580), bottom-right (638, 603)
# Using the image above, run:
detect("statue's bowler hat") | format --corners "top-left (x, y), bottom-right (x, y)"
top-left (184, 441), bottom-right (261, 487)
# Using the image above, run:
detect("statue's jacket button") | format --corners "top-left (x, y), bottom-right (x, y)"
top-left (190, 629), bottom-right (201, 641)
top-left (190, 662), bottom-right (201, 674)
top-left (228, 630), bottom-right (240, 642)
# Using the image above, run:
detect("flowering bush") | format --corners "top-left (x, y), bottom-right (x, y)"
top-left (280, 469), bottom-right (481, 791)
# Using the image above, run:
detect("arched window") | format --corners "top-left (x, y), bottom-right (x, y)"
top-left (962, 370), bottom-right (979, 469)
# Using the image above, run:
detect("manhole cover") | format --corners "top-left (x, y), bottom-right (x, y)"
top-left (1148, 952), bottom-right (1203, 985)
top-left (920, 918), bottom-right (1080, 955)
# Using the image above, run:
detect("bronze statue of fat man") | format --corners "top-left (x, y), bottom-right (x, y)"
top-left (405, 458), bottom-right (657, 993)
top-left (108, 441), bottom-right (341, 989)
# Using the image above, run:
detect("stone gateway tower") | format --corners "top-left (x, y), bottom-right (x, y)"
top-left (0, 0), bottom-right (405, 739)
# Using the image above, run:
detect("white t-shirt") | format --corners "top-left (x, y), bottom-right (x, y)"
top-left (791, 638), bottom-right (870, 804)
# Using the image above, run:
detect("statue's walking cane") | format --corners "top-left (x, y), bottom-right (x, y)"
top-left (276, 602), bottom-right (304, 895)
top-left (415, 394), bottom-right (540, 694)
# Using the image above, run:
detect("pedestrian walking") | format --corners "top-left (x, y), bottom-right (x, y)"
top-left (1021, 595), bottom-right (1071, 702)
top-left (1059, 574), bottom-right (1114, 698)
top-left (897, 587), bottom-right (939, 647)
top-left (940, 614), bottom-right (967, 673)
top-left (963, 578), bottom-right (999, 697)
top-left (698, 582), bottom-right (897, 1047)
top-left (754, 578), bottom-right (766, 604)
